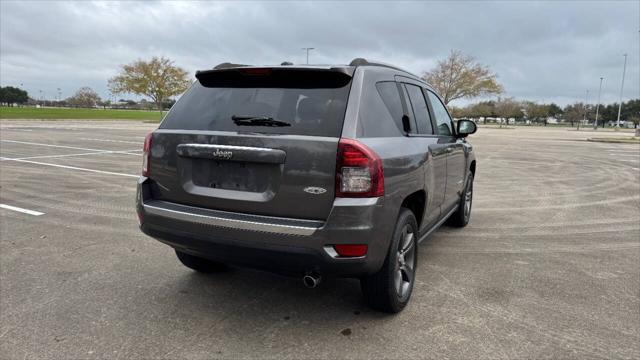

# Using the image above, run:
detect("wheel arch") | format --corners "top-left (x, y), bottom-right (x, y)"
top-left (400, 190), bottom-right (426, 229)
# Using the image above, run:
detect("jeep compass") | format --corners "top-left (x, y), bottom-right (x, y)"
top-left (136, 58), bottom-right (477, 313)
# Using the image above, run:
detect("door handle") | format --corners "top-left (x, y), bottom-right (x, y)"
top-left (445, 147), bottom-right (453, 153)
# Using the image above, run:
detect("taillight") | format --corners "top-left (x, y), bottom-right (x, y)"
top-left (335, 139), bottom-right (384, 197)
top-left (142, 132), bottom-right (152, 177)
top-left (334, 244), bottom-right (368, 257)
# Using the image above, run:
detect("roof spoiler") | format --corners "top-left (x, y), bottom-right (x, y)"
top-left (213, 62), bottom-right (249, 70)
top-left (211, 61), bottom-right (292, 69)
top-left (349, 58), bottom-right (416, 77)
top-left (195, 66), bottom-right (353, 88)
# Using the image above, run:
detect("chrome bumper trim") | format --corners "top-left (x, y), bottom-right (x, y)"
top-left (333, 197), bottom-right (382, 207)
top-left (143, 201), bottom-right (321, 236)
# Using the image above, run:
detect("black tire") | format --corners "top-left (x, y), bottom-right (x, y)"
top-left (448, 172), bottom-right (474, 228)
top-left (175, 250), bottom-right (226, 273)
top-left (360, 208), bottom-right (418, 313)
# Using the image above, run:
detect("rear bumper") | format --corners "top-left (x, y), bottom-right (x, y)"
top-left (143, 200), bottom-right (322, 236)
top-left (136, 177), bottom-right (397, 277)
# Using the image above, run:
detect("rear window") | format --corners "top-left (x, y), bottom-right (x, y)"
top-left (161, 71), bottom-right (352, 137)
top-left (375, 82), bottom-right (405, 132)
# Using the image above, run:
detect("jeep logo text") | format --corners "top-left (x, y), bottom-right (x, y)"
top-left (211, 149), bottom-right (233, 160)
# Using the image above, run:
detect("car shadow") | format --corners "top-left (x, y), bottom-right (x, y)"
top-left (148, 265), bottom-right (393, 328)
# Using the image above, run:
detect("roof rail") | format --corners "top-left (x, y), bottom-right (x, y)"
top-left (348, 58), bottom-right (416, 76)
top-left (213, 62), bottom-right (249, 70)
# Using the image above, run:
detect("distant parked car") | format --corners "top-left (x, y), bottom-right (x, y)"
top-left (606, 120), bottom-right (635, 128)
top-left (136, 59), bottom-right (477, 313)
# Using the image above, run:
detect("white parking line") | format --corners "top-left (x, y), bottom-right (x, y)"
top-left (0, 140), bottom-right (141, 155)
top-left (598, 147), bottom-right (640, 151)
top-left (0, 125), bottom-right (152, 131)
top-left (0, 157), bottom-right (139, 178)
top-left (1, 150), bottom-right (141, 161)
top-left (609, 153), bottom-right (639, 157)
top-left (80, 138), bottom-right (142, 144)
top-left (0, 204), bottom-right (45, 216)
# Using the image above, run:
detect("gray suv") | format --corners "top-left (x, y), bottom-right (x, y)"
top-left (136, 59), bottom-right (477, 313)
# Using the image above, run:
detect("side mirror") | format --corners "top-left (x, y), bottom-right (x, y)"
top-left (456, 119), bottom-right (477, 138)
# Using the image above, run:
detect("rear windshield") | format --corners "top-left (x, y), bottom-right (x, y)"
top-left (161, 71), bottom-right (352, 137)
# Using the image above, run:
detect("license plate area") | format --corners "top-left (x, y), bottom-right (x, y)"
top-left (190, 159), bottom-right (273, 193)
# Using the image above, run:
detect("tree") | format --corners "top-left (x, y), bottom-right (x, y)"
top-left (563, 103), bottom-right (584, 128)
top-left (466, 101), bottom-right (494, 123)
top-left (627, 115), bottom-right (640, 128)
top-left (66, 87), bottom-right (101, 108)
top-left (622, 99), bottom-right (640, 121)
top-left (108, 56), bottom-right (190, 111)
top-left (0, 86), bottom-right (29, 105)
top-left (422, 50), bottom-right (503, 105)
top-left (161, 98), bottom-right (176, 110)
top-left (97, 99), bottom-right (111, 109)
top-left (494, 97), bottom-right (522, 127)
top-left (547, 103), bottom-right (563, 120)
top-left (523, 102), bottom-right (549, 125)
top-left (448, 105), bottom-right (466, 119)
top-left (600, 103), bottom-right (618, 127)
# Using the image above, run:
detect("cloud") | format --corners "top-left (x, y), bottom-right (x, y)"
top-left (1, 0), bottom-right (638, 106)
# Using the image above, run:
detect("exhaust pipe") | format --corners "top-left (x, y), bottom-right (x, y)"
top-left (303, 273), bottom-right (321, 288)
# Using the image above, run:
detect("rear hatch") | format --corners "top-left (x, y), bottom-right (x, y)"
top-left (148, 66), bottom-right (353, 220)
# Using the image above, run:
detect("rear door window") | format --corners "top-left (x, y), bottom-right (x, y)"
top-left (404, 84), bottom-right (433, 135)
top-left (426, 90), bottom-right (454, 136)
top-left (161, 71), bottom-right (351, 137)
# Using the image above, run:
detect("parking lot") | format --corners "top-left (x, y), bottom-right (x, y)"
top-left (1, 121), bottom-right (638, 359)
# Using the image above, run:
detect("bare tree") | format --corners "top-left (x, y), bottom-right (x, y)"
top-left (466, 102), bottom-right (494, 123)
top-left (448, 105), bottom-right (466, 119)
top-left (108, 57), bottom-right (190, 111)
top-left (494, 97), bottom-right (522, 128)
top-left (523, 102), bottom-right (550, 126)
top-left (563, 102), bottom-right (585, 129)
top-left (66, 87), bottom-right (101, 108)
top-left (423, 50), bottom-right (503, 105)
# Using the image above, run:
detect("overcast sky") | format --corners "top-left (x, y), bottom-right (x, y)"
top-left (1, 1), bottom-right (638, 106)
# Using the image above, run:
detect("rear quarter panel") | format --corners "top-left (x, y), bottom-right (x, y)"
top-left (360, 137), bottom-right (427, 208)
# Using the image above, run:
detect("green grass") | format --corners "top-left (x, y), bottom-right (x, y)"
top-left (0, 106), bottom-right (163, 121)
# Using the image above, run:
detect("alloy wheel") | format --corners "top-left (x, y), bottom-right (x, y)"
top-left (464, 179), bottom-right (473, 221)
top-left (394, 224), bottom-right (416, 300)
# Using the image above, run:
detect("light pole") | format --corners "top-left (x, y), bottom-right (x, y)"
top-left (616, 54), bottom-right (627, 128)
top-left (302, 47), bottom-right (314, 64)
top-left (594, 77), bottom-right (603, 130)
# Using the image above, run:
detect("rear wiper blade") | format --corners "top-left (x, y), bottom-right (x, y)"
top-left (231, 115), bottom-right (291, 127)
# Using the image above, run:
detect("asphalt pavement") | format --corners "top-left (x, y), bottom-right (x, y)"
top-left (1, 121), bottom-right (638, 359)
